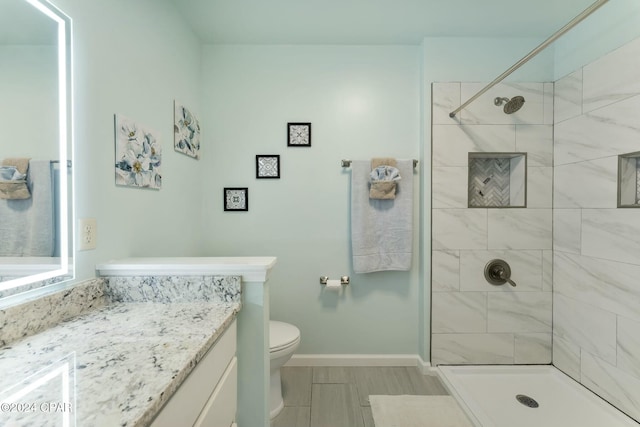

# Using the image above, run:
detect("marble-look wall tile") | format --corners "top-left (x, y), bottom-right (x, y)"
top-left (431, 333), bottom-right (514, 365)
top-left (487, 209), bottom-right (552, 249)
top-left (105, 275), bottom-right (242, 303)
top-left (582, 209), bottom-right (640, 265)
top-left (553, 157), bottom-right (617, 208)
top-left (583, 36), bottom-right (640, 113)
top-left (431, 80), bottom-right (551, 367)
top-left (433, 209), bottom-right (487, 250)
top-left (553, 209), bottom-right (581, 254)
top-left (432, 167), bottom-right (468, 208)
top-left (515, 125), bottom-right (553, 167)
top-left (527, 167), bottom-right (553, 208)
top-left (542, 250), bottom-right (552, 292)
top-left (551, 36), bottom-right (640, 421)
top-left (460, 82), bottom-right (545, 125)
top-left (554, 94), bottom-right (640, 166)
top-left (581, 352), bottom-right (640, 422)
top-left (431, 292), bottom-right (487, 333)
top-left (617, 316), bottom-right (640, 379)
top-left (554, 69), bottom-right (582, 123)
top-left (552, 334), bottom-right (582, 382)
top-left (459, 250), bottom-right (542, 292)
top-left (553, 294), bottom-right (617, 364)
top-left (0, 279), bottom-right (106, 347)
top-left (432, 251), bottom-right (460, 292)
top-left (554, 252), bottom-right (640, 322)
top-left (514, 333), bottom-right (552, 364)
top-left (488, 292), bottom-right (552, 333)
top-left (432, 82), bottom-right (460, 125)
top-left (543, 83), bottom-right (554, 125)
top-left (432, 124), bottom-right (516, 167)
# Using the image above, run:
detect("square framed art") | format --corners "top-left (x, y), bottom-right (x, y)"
top-left (224, 187), bottom-right (249, 211)
top-left (287, 122), bottom-right (311, 147)
top-left (256, 155), bottom-right (280, 179)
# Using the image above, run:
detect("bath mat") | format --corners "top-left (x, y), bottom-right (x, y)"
top-left (369, 395), bottom-right (474, 427)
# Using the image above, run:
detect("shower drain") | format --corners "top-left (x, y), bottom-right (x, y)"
top-left (516, 394), bottom-right (539, 408)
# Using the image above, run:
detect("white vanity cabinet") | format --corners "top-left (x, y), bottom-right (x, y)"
top-left (151, 320), bottom-right (237, 427)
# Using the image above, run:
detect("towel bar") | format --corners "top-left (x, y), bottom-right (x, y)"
top-left (50, 160), bottom-right (72, 168)
top-left (341, 159), bottom-right (418, 168)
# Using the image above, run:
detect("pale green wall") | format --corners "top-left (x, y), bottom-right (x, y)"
top-left (554, 0), bottom-right (640, 79)
top-left (201, 45), bottom-right (422, 355)
top-left (42, 0), bottom-right (640, 360)
top-left (0, 46), bottom-right (58, 158)
top-left (51, 0), bottom-right (204, 280)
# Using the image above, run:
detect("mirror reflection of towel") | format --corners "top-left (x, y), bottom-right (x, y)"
top-left (0, 160), bottom-right (54, 256)
top-left (0, 158), bottom-right (31, 200)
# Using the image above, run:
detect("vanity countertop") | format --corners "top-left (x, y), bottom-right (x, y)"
top-left (0, 300), bottom-right (240, 427)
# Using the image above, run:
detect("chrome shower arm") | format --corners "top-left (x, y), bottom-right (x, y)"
top-left (448, 0), bottom-right (610, 118)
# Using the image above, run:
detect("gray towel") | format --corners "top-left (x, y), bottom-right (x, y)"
top-left (0, 160), bottom-right (55, 256)
top-left (351, 160), bottom-right (414, 273)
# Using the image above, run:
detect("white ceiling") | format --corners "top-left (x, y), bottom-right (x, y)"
top-left (170, 0), bottom-right (600, 44)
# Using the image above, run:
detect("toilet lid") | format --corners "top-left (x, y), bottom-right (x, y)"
top-left (270, 321), bottom-right (300, 352)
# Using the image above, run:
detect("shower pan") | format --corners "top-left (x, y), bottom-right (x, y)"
top-left (438, 366), bottom-right (638, 427)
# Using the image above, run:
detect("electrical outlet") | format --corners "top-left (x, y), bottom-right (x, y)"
top-left (79, 218), bottom-right (97, 250)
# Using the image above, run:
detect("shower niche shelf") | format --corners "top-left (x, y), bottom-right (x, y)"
top-left (618, 151), bottom-right (640, 208)
top-left (468, 152), bottom-right (527, 208)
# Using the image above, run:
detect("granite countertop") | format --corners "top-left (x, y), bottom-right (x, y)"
top-left (0, 300), bottom-right (240, 427)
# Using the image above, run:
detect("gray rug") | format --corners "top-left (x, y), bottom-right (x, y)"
top-left (370, 395), bottom-right (474, 427)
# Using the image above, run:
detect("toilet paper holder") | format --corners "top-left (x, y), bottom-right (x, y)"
top-left (320, 276), bottom-right (350, 285)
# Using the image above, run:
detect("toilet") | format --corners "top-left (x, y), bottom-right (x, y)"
top-left (269, 320), bottom-right (301, 419)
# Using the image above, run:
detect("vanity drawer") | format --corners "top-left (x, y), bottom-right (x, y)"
top-left (151, 320), bottom-right (237, 427)
top-left (194, 356), bottom-right (237, 427)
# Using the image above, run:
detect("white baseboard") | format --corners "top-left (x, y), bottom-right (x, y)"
top-left (285, 354), bottom-right (433, 372)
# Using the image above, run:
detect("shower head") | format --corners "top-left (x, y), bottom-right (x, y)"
top-left (494, 96), bottom-right (525, 114)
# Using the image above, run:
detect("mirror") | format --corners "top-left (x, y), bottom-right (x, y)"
top-left (0, 0), bottom-right (73, 300)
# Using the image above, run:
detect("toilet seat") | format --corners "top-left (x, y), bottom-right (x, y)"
top-left (270, 321), bottom-right (300, 353)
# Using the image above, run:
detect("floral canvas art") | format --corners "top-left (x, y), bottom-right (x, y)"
top-left (174, 102), bottom-right (201, 159)
top-left (114, 114), bottom-right (162, 189)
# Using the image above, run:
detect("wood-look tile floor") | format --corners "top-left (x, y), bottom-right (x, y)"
top-left (270, 366), bottom-right (449, 427)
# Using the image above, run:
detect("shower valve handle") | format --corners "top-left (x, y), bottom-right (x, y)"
top-left (484, 259), bottom-right (517, 287)
top-left (497, 269), bottom-right (517, 287)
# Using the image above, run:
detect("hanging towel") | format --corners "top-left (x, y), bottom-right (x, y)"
top-left (0, 158), bottom-right (31, 200)
top-left (351, 159), bottom-right (414, 273)
top-left (370, 165), bottom-right (401, 199)
top-left (371, 157), bottom-right (397, 169)
top-left (0, 160), bottom-right (55, 256)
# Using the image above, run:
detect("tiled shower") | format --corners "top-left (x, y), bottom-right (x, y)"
top-left (431, 35), bottom-right (640, 422)
top-left (431, 81), bottom-right (554, 366)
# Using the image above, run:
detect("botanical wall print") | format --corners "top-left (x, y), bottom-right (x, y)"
top-left (174, 101), bottom-right (201, 159)
top-left (114, 114), bottom-right (162, 189)
top-left (287, 122), bottom-right (311, 147)
top-left (224, 187), bottom-right (249, 211)
top-left (256, 155), bottom-right (280, 179)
